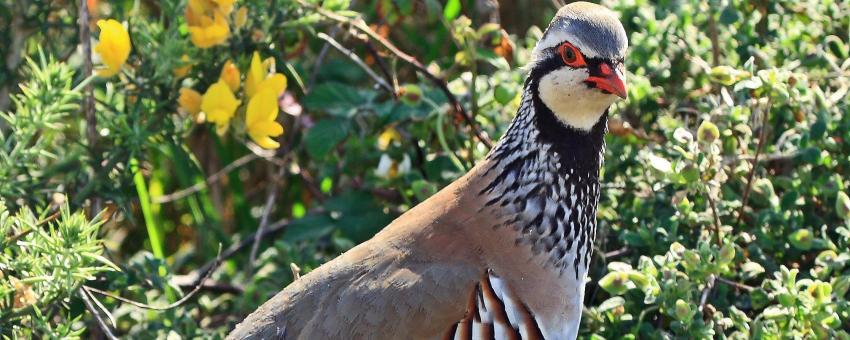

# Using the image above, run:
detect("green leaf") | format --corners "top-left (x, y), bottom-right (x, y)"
top-left (305, 119), bottom-right (350, 159)
top-left (646, 154), bottom-right (672, 173)
top-left (302, 82), bottom-right (373, 117)
top-left (443, 0), bottom-right (461, 20)
top-left (836, 191), bottom-right (850, 220)
top-left (788, 228), bottom-right (814, 250)
top-left (810, 119), bottom-right (827, 140)
top-left (674, 299), bottom-right (693, 321)
top-left (411, 180), bottom-right (438, 201)
top-left (283, 215), bottom-right (335, 242)
top-left (597, 296), bottom-right (625, 312)
top-left (719, 5), bottom-right (741, 25)
top-left (598, 272), bottom-right (633, 295)
top-left (741, 261), bottom-right (765, 280)
top-left (494, 84), bottom-right (515, 104)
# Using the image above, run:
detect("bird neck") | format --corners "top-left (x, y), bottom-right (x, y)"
top-left (478, 80), bottom-right (607, 278)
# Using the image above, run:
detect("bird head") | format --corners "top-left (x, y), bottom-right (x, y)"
top-left (529, 2), bottom-right (628, 131)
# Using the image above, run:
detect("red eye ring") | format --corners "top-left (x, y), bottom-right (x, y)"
top-left (558, 42), bottom-right (586, 68)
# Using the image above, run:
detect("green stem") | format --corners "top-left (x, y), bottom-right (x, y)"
top-left (131, 157), bottom-right (165, 260)
top-left (426, 97), bottom-right (467, 172)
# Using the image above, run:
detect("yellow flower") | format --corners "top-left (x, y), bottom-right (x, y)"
top-left (173, 54), bottom-right (192, 78)
top-left (245, 89), bottom-right (284, 149)
top-left (219, 60), bottom-right (241, 92)
top-left (178, 87), bottom-right (202, 117)
top-left (234, 7), bottom-right (248, 29)
top-left (213, 0), bottom-right (237, 14)
top-left (245, 51), bottom-right (287, 99)
top-left (188, 12), bottom-right (230, 48)
top-left (377, 126), bottom-right (401, 150)
top-left (202, 80), bottom-right (241, 134)
top-left (187, 0), bottom-right (214, 18)
top-left (94, 19), bottom-right (131, 77)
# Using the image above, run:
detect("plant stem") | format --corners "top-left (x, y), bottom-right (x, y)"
top-left (131, 158), bottom-right (165, 260)
top-left (426, 97), bottom-right (466, 172)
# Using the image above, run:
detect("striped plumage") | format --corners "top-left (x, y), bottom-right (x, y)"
top-left (228, 2), bottom-right (627, 339)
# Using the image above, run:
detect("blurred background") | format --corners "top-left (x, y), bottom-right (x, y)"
top-left (1, 0), bottom-right (849, 338)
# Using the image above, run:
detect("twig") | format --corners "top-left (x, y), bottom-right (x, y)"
top-left (171, 275), bottom-right (244, 294)
top-left (363, 39), bottom-right (398, 96)
top-left (79, 0), bottom-right (100, 214)
top-left (4, 209), bottom-right (62, 244)
top-left (79, 288), bottom-right (119, 340)
top-left (736, 101), bottom-right (771, 226)
top-left (716, 276), bottom-right (755, 292)
top-left (604, 247), bottom-right (630, 259)
top-left (248, 166), bottom-right (288, 274)
top-left (699, 274), bottom-right (716, 313)
top-left (84, 245), bottom-right (224, 310)
top-left (707, 191), bottom-right (723, 246)
top-left (707, 7), bottom-right (721, 67)
top-left (299, 170), bottom-right (327, 203)
top-left (306, 27), bottom-right (338, 93)
top-left (316, 32), bottom-right (395, 95)
top-left (154, 154), bottom-right (259, 204)
top-left (300, 0), bottom-right (493, 149)
top-left (290, 263), bottom-right (302, 280)
top-left (722, 150), bottom-right (799, 165)
top-left (191, 217), bottom-right (295, 285)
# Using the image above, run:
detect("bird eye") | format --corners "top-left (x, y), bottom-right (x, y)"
top-left (558, 42), bottom-right (585, 68)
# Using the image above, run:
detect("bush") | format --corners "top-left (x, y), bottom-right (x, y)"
top-left (0, 0), bottom-right (848, 338)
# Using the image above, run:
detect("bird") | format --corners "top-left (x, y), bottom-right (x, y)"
top-left (228, 2), bottom-right (627, 339)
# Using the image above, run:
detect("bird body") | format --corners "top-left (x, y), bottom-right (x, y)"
top-left (229, 3), bottom-right (628, 339)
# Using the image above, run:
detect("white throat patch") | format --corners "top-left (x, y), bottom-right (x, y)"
top-left (537, 66), bottom-right (618, 131)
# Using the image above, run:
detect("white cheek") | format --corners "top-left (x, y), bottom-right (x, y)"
top-left (538, 67), bottom-right (618, 131)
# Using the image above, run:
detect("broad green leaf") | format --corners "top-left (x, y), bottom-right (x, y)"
top-left (305, 119), bottom-right (350, 159)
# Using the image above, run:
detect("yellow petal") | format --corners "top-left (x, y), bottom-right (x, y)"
top-left (245, 51), bottom-right (264, 98)
top-left (178, 88), bottom-right (202, 115)
top-left (234, 7), bottom-right (248, 29)
top-left (173, 54), bottom-right (192, 78)
top-left (188, 0), bottom-right (213, 17)
top-left (250, 121), bottom-right (284, 136)
top-left (213, 0), bottom-right (236, 14)
top-left (246, 89), bottom-right (279, 128)
top-left (94, 19), bottom-right (131, 77)
top-left (258, 73), bottom-right (287, 97)
top-left (377, 126), bottom-right (401, 150)
top-left (250, 135), bottom-right (281, 149)
top-left (188, 13), bottom-right (230, 49)
top-left (201, 81), bottom-right (241, 126)
top-left (219, 60), bottom-right (240, 92)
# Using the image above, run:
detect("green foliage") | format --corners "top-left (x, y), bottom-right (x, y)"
top-left (0, 53), bottom-right (82, 205)
top-left (0, 0), bottom-right (849, 338)
top-left (0, 198), bottom-right (115, 338)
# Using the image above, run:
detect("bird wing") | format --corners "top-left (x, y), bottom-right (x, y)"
top-left (228, 162), bottom-right (499, 340)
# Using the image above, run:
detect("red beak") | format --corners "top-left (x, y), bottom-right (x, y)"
top-left (585, 64), bottom-right (627, 99)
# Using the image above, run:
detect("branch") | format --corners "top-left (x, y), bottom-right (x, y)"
top-left (154, 154), bottom-right (259, 204)
top-left (190, 217), bottom-right (295, 285)
top-left (84, 245), bottom-right (223, 311)
top-left (736, 101), bottom-right (772, 226)
top-left (316, 32), bottom-right (395, 96)
top-left (699, 274), bottom-right (716, 314)
top-left (306, 27), bottom-right (337, 93)
top-left (248, 166), bottom-right (288, 274)
top-left (171, 275), bottom-right (244, 295)
top-left (79, 289), bottom-right (119, 340)
top-left (78, 0), bottom-right (100, 214)
top-left (707, 190), bottom-right (723, 246)
top-left (300, 0), bottom-right (493, 149)
top-left (716, 276), bottom-right (755, 292)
